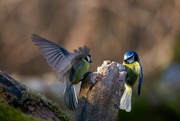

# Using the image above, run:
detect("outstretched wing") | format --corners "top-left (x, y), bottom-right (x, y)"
top-left (32, 34), bottom-right (91, 83)
top-left (138, 63), bottom-right (143, 96)
top-left (31, 34), bottom-right (70, 70)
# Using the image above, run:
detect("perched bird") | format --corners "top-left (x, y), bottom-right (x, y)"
top-left (120, 50), bottom-right (143, 112)
top-left (31, 34), bottom-right (92, 110)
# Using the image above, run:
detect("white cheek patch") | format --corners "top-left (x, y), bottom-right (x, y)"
top-left (87, 56), bottom-right (91, 62)
top-left (124, 53), bottom-right (133, 61)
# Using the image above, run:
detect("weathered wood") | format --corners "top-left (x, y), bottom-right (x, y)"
top-left (0, 70), bottom-right (69, 121)
top-left (76, 60), bottom-right (126, 121)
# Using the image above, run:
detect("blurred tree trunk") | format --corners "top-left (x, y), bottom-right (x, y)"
top-left (77, 61), bottom-right (126, 121)
top-left (0, 70), bottom-right (69, 121)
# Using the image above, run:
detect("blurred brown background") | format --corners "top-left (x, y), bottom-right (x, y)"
top-left (0, 0), bottom-right (180, 121)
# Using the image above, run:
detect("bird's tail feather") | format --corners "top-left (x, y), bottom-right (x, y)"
top-left (119, 84), bottom-right (132, 112)
top-left (63, 81), bottom-right (78, 110)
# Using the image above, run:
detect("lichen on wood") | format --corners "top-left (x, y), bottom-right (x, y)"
top-left (20, 89), bottom-right (69, 121)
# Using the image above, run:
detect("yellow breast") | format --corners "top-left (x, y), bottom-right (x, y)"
top-left (123, 61), bottom-right (140, 75)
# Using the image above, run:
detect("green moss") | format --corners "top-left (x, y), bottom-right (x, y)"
top-left (0, 103), bottom-right (43, 121)
top-left (21, 89), bottom-right (70, 121)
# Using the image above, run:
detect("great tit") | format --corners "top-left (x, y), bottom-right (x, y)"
top-left (119, 50), bottom-right (143, 112)
top-left (31, 34), bottom-right (92, 110)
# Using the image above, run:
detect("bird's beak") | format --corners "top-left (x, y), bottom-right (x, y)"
top-left (89, 60), bottom-right (92, 63)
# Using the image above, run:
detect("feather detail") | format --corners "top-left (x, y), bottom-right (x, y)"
top-left (63, 81), bottom-right (78, 110)
top-left (120, 84), bottom-right (132, 112)
top-left (57, 46), bottom-right (90, 82)
top-left (31, 34), bottom-right (73, 82)
top-left (31, 34), bottom-right (70, 71)
top-left (73, 46), bottom-right (90, 61)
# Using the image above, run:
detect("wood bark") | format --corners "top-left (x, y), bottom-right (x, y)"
top-left (76, 60), bottom-right (126, 121)
top-left (0, 70), bottom-right (69, 121)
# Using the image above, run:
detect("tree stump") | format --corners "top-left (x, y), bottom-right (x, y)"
top-left (76, 60), bottom-right (126, 121)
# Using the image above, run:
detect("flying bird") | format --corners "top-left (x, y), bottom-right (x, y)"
top-left (31, 34), bottom-right (92, 110)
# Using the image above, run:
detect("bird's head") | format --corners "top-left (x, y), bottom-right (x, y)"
top-left (123, 51), bottom-right (139, 64)
top-left (85, 55), bottom-right (92, 63)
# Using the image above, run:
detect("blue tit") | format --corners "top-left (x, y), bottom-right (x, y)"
top-left (31, 34), bottom-right (92, 110)
top-left (119, 50), bottom-right (143, 112)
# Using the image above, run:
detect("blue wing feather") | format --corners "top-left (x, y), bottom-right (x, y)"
top-left (31, 34), bottom-right (70, 70)
top-left (138, 63), bottom-right (143, 95)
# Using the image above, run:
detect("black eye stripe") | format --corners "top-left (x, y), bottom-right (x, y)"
top-left (125, 60), bottom-right (129, 64)
top-left (124, 55), bottom-right (135, 64)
